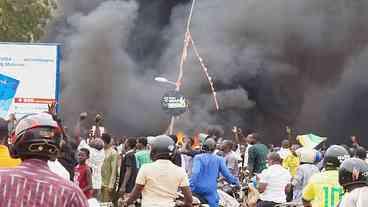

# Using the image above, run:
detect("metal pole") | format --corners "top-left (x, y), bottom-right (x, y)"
top-left (168, 116), bottom-right (175, 135)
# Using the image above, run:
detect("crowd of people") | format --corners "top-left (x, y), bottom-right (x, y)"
top-left (0, 111), bottom-right (367, 207)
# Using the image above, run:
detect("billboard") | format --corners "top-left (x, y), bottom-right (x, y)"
top-left (161, 90), bottom-right (187, 116)
top-left (0, 43), bottom-right (61, 118)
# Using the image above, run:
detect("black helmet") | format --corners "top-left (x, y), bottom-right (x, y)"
top-left (10, 113), bottom-right (62, 160)
top-left (150, 135), bottom-right (176, 160)
top-left (202, 138), bottom-right (216, 152)
top-left (339, 158), bottom-right (368, 191)
top-left (323, 145), bottom-right (350, 169)
top-left (355, 146), bottom-right (367, 160)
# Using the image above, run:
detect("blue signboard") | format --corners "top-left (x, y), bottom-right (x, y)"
top-left (0, 73), bottom-right (19, 118)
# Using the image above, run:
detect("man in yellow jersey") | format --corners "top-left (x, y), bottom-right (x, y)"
top-left (302, 145), bottom-right (350, 207)
top-left (283, 144), bottom-right (300, 177)
top-left (0, 118), bottom-right (21, 168)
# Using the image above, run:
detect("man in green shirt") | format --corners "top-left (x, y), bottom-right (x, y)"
top-left (247, 133), bottom-right (269, 175)
top-left (101, 133), bottom-right (118, 202)
top-left (135, 137), bottom-right (152, 169)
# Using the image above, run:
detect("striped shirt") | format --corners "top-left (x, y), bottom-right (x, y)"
top-left (0, 159), bottom-right (89, 207)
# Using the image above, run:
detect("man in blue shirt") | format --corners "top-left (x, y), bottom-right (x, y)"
top-left (190, 138), bottom-right (239, 207)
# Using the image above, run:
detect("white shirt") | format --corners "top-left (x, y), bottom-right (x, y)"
top-left (116, 144), bottom-right (124, 155)
top-left (87, 198), bottom-right (100, 207)
top-left (243, 144), bottom-right (252, 167)
top-left (224, 151), bottom-right (239, 177)
top-left (89, 148), bottom-right (105, 189)
top-left (78, 140), bottom-right (105, 189)
top-left (91, 126), bottom-right (105, 137)
top-left (234, 144), bottom-right (242, 161)
top-left (259, 164), bottom-right (292, 203)
top-left (339, 187), bottom-right (368, 207)
top-left (48, 159), bottom-right (71, 180)
top-left (277, 148), bottom-right (291, 160)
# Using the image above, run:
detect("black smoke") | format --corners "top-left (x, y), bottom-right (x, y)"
top-left (46, 0), bottom-right (368, 145)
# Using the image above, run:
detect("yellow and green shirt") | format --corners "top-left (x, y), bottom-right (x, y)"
top-left (101, 147), bottom-right (118, 189)
top-left (282, 153), bottom-right (300, 177)
top-left (302, 170), bottom-right (343, 207)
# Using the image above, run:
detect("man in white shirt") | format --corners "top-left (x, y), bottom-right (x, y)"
top-left (232, 127), bottom-right (250, 168)
top-left (122, 135), bottom-right (192, 207)
top-left (222, 140), bottom-right (239, 177)
top-left (78, 137), bottom-right (105, 198)
top-left (257, 152), bottom-right (292, 207)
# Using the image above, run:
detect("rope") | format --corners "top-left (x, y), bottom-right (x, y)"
top-left (175, 0), bottom-right (219, 110)
top-left (169, 0), bottom-right (219, 134)
top-left (176, 0), bottom-right (196, 91)
top-left (190, 36), bottom-right (219, 110)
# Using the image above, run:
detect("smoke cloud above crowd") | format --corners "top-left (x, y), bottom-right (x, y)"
top-left (46, 0), bottom-right (368, 144)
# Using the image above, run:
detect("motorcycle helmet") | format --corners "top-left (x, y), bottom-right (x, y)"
top-left (323, 145), bottom-right (350, 169)
top-left (202, 138), bottom-right (216, 153)
top-left (10, 113), bottom-right (62, 160)
top-left (339, 158), bottom-right (368, 191)
top-left (150, 135), bottom-right (176, 160)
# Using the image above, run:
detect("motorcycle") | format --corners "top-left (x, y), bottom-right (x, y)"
top-left (176, 189), bottom-right (240, 207)
top-left (275, 202), bottom-right (303, 207)
top-left (88, 199), bottom-right (113, 207)
top-left (175, 192), bottom-right (207, 207)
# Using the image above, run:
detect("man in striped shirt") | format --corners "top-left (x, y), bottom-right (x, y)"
top-left (0, 113), bottom-right (88, 207)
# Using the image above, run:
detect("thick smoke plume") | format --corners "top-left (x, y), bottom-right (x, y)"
top-left (47, 0), bottom-right (368, 144)
top-left (50, 0), bottom-right (169, 135)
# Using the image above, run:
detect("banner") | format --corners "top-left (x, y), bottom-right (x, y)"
top-left (297, 133), bottom-right (327, 149)
top-left (0, 43), bottom-right (61, 118)
top-left (0, 73), bottom-right (20, 118)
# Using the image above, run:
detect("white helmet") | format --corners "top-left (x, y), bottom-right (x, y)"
top-left (296, 147), bottom-right (317, 164)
